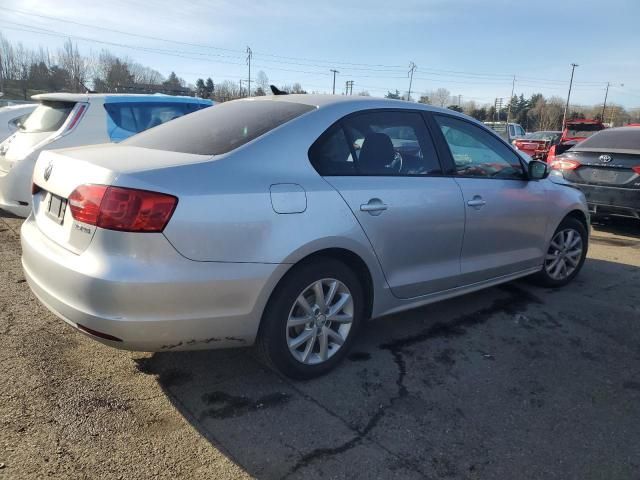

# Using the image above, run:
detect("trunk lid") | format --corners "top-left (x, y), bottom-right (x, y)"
top-left (32, 144), bottom-right (210, 254)
top-left (560, 150), bottom-right (640, 188)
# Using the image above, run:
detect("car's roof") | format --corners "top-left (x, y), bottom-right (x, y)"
top-left (231, 93), bottom-right (458, 115)
top-left (31, 92), bottom-right (211, 103)
top-left (593, 126), bottom-right (639, 133)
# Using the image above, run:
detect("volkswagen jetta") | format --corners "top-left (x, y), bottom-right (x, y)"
top-left (22, 95), bottom-right (589, 378)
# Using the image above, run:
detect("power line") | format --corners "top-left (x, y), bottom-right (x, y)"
top-left (0, 6), bottom-right (618, 86)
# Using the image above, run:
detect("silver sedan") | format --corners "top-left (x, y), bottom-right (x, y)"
top-left (22, 95), bottom-right (589, 379)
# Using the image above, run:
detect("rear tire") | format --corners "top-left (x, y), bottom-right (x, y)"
top-left (256, 258), bottom-right (364, 380)
top-left (532, 216), bottom-right (588, 288)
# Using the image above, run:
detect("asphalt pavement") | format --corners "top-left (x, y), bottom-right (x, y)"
top-left (1, 214), bottom-right (639, 479)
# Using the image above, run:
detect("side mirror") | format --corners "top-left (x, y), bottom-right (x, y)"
top-left (528, 159), bottom-right (549, 180)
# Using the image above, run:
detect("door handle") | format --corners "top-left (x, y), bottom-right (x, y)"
top-left (467, 196), bottom-right (486, 208)
top-left (360, 199), bottom-right (388, 215)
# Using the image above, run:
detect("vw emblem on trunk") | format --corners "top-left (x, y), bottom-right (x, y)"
top-left (44, 161), bottom-right (53, 181)
top-left (599, 154), bottom-right (613, 163)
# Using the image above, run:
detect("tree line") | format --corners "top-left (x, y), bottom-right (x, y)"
top-left (1, 32), bottom-right (638, 129)
top-left (0, 33), bottom-right (190, 99)
top-left (385, 88), bottom-right (639, 129)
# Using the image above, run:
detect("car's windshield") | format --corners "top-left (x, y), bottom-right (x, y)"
top-left (124, 99), bottom-right (315, 155)
top-left (20, 101), bottom-right (75, 133)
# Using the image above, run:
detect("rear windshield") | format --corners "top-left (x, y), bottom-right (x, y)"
top-left (21, 101), bottom-right (74, 133)
top-left (566, 124), bottom-right (603, 137)
top-left (124, 99), bottom-right (315, 155)
top-left (576, 128), bottom-right (640, 150)
top-left (104, 101), bottom-right (210, 137)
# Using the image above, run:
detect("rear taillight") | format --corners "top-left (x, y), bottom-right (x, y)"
top-left (69, 184), bottom-right (107, 225)
top-left (633, 166), bottom-right (640, 174)
top-left (550, 159), bottom-right (581, 171)
top-left (546, 145), bottom-right (556, 164)
top-left (68, 184), bottom-right (177, 232)
top-left (63, 104), bottom-right (87, 133)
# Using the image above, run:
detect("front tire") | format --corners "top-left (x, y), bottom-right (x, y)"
top-left (256, 258), bottom-right (364, 379)
top-left (532, 216), bottom-right (588, 287)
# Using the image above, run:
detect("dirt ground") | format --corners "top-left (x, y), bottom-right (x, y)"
top-left (1, 214), bottom-right (639, 479)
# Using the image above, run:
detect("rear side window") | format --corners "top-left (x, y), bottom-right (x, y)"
top-left (124, 100), bottom-right (315, 155)
top-left (309, 110), bottom-right (441, 176)
top-left (21, 101), bottom-right (74, 133)
top-left (104, 101), bottom-right (210, 141)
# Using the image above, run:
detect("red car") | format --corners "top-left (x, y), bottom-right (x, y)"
top-left (513, 131), bottom-right (561, 161)
top-left (547, 119), bottom-right (605, 163)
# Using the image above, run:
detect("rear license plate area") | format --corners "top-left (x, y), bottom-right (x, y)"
top-left (45, 193), bottom-right (67, 225)
top-left (590, 169), bottom-right (619, 183)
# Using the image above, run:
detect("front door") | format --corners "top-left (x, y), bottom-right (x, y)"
top-left (431, 114), bottom-right (549, 285)
top-left (308, 110), bottom-right (465, 299)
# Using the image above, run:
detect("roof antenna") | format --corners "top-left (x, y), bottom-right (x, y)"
top-left (270, 85), bottom-right (288, 96)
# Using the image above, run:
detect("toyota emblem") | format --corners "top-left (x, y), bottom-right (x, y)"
top-left (44, 161), bottom-right (53, 181)
top-left (599, 154), bottom-right (613, 163)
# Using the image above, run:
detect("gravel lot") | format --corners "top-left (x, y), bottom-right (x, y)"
top-left (1, 213), bottom-right (639, 479)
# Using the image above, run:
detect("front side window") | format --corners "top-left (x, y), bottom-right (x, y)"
top-left (21, 101), bottom-right (75, 133)
top-left (435, 115), bottom-right (525, 180)
top-left (309, 110), bottom-right (441, 176)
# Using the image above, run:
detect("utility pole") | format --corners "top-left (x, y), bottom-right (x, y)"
top-left (601, 82), bottom-right (624, 121)
top-left (345, 80), bottom-right (354, 95)
top-left (330, 69), bottom-right (339, 95)
top-left (601, 82), bottom-right (610, 120)
top-left (494, 98), bottom-right (504, 121)
top-left (458, 94), bottom-right (462, 107)
top-left (562, 63), bottom-right (578, 130)
top-left (407, 62), bottom-right (417, 101)
top-left (506, 75), bottom-right (515, 125)
top-left (246, 46), bottom-right (252, 97)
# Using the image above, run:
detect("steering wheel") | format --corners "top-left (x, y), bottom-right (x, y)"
top-left (388, 151), bottom-right (403, 173)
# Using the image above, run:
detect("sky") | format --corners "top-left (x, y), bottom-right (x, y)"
top-left (1, 0), bottom-right (639, 108)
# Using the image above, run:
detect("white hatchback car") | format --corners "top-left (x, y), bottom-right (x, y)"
top-left (0, 93), bottom-right (212, 217)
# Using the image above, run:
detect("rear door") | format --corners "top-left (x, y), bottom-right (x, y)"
top-left (310, 109), bottom-right (465, 299)
top-left (430, 113), bottom-right (550, 284)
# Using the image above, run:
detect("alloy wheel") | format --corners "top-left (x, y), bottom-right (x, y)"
top-left (286, 278), bottom-right (354, 365)
top-left (544, 228), bottom-right (584, 281)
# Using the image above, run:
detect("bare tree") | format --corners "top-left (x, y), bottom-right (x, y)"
top-left (13, 42), bottom-right (31, 99)
top-left (214, 79), bottom-right (240, 101)
top-left (129, 62), bottom-right (163, 85)
top-left (256, 70), bottom-right (269, 94)
top-left (58, 39), bottom-right (89, 92)
top-left (431, 88), bottom-right (450, 107)
top-left (0, 33), bottom-right (15, 93)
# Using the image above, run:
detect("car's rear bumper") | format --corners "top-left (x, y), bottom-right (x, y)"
top-left (577, 183), bottom-right (640, 219)
top-left (21, 216), bottom-right (287, 351)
